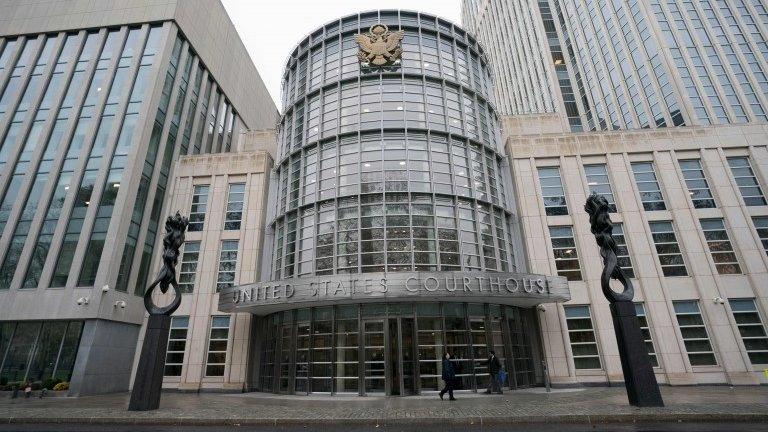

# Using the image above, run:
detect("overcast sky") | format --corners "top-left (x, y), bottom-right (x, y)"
top-left (221, 0), bottom-right (462, 110)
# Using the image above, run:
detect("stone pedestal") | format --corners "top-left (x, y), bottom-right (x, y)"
top-left (128, 314), bottom-right (171, 411)
top-left (610, 301), bottom-right (664, 407)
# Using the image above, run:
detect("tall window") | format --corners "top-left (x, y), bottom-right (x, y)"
top-left (584, 164), bottom-right (617, 212)
top-left (224, 183), bottom-right (245, 230)
top-left (700, 219), bottom-right (741, 274)
top-left (178, 242), bottom-right (200, 294)
top-left (216, 240), bottom-right (238, 292)
top-left (634, 303), bottom-right (658, 367)
top-left (753, 217), bottom-right (768, 256)
top-left (205, 316), bottom-right (230, 376)
top-left (728, 299), bottom-right (768, 365)
top-left (549, 226), bottom-right (582, 281)
top-left (613, 223), bottom-right (635, 278)
top-left (537, 166), bottom-right (568, 215)
top-left (564, 306), bottom-right (601, 369)
top-left (673, 301), bottom-right (716, 366)
top-left (631, 162), bottom-right (666, 211)
top-left (727, 157), bottom-right (766, 206)
top-left (164, 316), bottom-right (188, 376)
top-left (679, 159), bottom-right (716, 208)
top-left (649, 221), bottom-right (688, 276)
top-left (188, 184), bottom-right (209, 231)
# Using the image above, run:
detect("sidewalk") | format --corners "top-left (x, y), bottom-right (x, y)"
top-left (1, 386), bottom-right (766, 426)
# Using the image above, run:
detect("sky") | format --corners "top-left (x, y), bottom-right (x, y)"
top-left (221, 0), bottom-right (462, 111)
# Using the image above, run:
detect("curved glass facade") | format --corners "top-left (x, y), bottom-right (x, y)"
top-left (271, 10), bottom-right (515, 278)
top-left (255, 11), bottom-right (541, 396)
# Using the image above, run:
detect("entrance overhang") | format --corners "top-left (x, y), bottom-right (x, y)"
top-left (218, 271), bottom-right (570, 315)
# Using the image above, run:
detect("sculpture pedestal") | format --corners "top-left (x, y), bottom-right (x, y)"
top-left (128, 314), bottom-right (171, 411)
top-left (610, 300), bottom-right (664, 407)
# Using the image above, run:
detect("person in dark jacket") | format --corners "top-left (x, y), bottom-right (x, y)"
top-left (484, 350), bottom-right (503, 394)
top-left (439, 352), bottom-right (457, 401)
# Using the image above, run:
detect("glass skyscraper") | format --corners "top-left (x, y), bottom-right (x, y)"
top-left (463, 0), bottom-right (768, 131)
top-left (0, 0), bottom-right (277, 395)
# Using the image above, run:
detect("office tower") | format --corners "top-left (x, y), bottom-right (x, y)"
top-left (0, 0), bottom-right (277, 395)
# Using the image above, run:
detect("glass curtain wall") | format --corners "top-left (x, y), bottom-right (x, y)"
top-left (0, 320), bottom-right (83, 385)
top-left (256, 303), bottom-right (541, 395)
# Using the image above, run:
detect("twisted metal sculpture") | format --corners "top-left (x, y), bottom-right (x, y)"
top-left (584, 192), bottom-right (634, 303)
top-left (143, 211), bottom-right (188, 315)
top-left (583, 192), bottom-right (663, 407)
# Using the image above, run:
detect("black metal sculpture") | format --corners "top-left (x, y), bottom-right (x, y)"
top-left (584, 193), bottom-right (664, 407)
top-left (128, 212), bottom-right (188, 411)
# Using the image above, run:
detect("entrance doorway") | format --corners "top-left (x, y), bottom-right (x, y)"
top-left (363, 318), bottom-right (416, 396)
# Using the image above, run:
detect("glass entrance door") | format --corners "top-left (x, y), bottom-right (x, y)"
top-left (363, 320), bottom-right (386, 394)
top-left (363, 318), bottom-right (417, 396)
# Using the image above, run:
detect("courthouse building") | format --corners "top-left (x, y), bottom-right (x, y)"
top-left (1, 0), bottom-right (767, 397)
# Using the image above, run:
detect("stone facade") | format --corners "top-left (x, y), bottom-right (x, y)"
top-left (508, 123), bottom-right (768, 385)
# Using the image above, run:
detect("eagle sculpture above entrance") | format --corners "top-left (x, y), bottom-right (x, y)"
top-left (355, 24), bottom-right (404, 66)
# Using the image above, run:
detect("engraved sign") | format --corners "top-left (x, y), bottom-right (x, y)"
top-left (219, 271), bottom-right (570, 315)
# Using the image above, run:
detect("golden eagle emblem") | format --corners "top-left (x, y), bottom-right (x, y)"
top-left (354, 24), bottom-right (404, 66)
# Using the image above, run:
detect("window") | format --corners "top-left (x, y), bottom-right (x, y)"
top-left (649, 221), bottom-right (688, 276)
top-left (188, 185), bottom-right (209, 231)
top-left (729, 299), bottom-right (768, 365)
top-left (164, 316), bottom-right (188, 376)
top-left (564, 306), bottom-right (601, 369)
top-left (178, 242), bottom-right (200, 294)
top-left (631, 162), bottom-right (666, 211)
top-left (205, 316), bottom-right (230, 376)
top-left (584, 164), bottom-right (617, 212)
top-left (224, 183), bottom-right (245, 230)
top-left (613, 223), bottom-right (635, 278)
top-left (727, 157), bottom-right (766, 206)
top-left (753, 217), bottom-right (768, 256)
top-left (216, 240), bottom-right (238, 292)
top-left (679, 159), bottom-right (715, 208)
top-left (700, 219), bottom-right (741, 274)
top-left (538, 166), bottom-right (568, 215)
top-left (549, 226), bottom-right (582, 281)
top-left (634, 304), bottom-right (658, 367)
top-left (673, 301), bottom-right (716, 366)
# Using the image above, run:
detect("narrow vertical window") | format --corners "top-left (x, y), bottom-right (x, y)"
top-left (753, 216), bottom-right (768, 256)
top-left (679, 159), bottom-right (716, 208)
top-left (613, 223), bottom-right (635, 278)
top-left (700, 219), bottom-right (741, 274)
top-left (216, 240), bottom-right (238, 292)
top-left (188, 184), bottom-right (209, 232)
top-left (224, 183), bottom-right (245, 230)
top-left (631, 162), bottom-right (666, 211)
top-left (673, 301), bottom-right (717, 366)
top-left (205, 316), bottom-right (230, 376)
top-left (634, 303), bottom-right (658, 367)
top-left (584, 164), bottom-right (617, 212)
top-left (164, 316), bottom-right (188, 376)
top-left (649, 221), bottom-right (688, 276)
top-left (178, 241), bottom-right (200, 294)
top-left (537, 166), bottom-right (568, 215)
top-left (549, 226), bottom-right (582, 281)
top-left (564, 306), bottom-right (601, 369)
top-left (728, 299), bottom-right (768, 365)
top-left (727, 157), bottom-right (766, 206)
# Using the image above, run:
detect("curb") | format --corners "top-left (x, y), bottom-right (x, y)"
top-left (3, 413), bottom-right (768, 426)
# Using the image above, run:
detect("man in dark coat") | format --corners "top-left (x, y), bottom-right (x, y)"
top-left (439, 352), bottom-right (457, 401)
top-left (484, 350), bottom-right (503, 394)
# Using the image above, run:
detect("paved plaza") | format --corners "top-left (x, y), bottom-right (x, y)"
top-left (0, 386), bottom-right (766, 427)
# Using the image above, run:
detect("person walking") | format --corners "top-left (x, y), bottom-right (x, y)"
top-left (484, 350), bottom-right (503, 394)
top-left (439, 352), bottom-right (457, 401)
